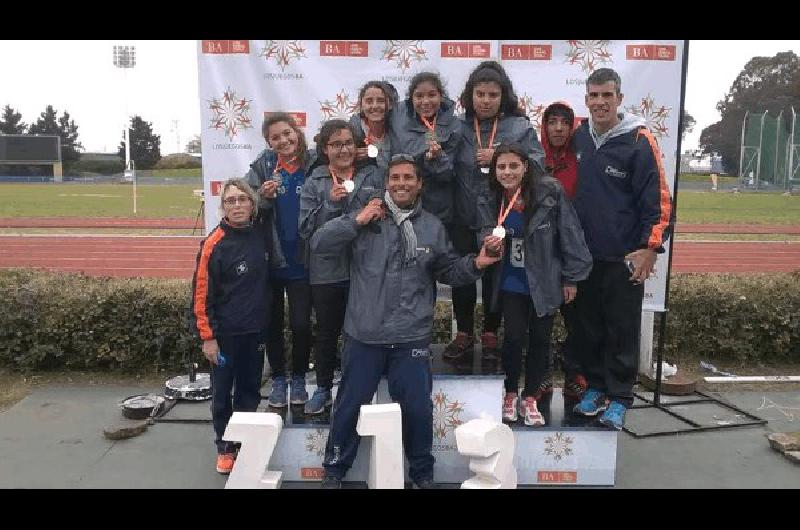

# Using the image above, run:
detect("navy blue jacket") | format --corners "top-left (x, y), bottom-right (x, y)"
top-left (572, 117), bottom-right (673, 261)
top-left (189, 219), bottom-right (271, 340)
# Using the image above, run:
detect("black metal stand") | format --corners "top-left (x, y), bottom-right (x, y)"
top-left (623, 311), bottom-right (767, 438)
top-left (622, 40), bottom-right (766, 438)
top-left (192, 199), bottom-right (205, 236)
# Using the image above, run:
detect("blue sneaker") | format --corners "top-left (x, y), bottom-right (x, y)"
top-left (304, 387), bottom-right (332, 415)
top-left (598, 401), bottom-right (627, 430)
top-left (290, 375), bottom-right (308, 405)
top-left (573, 389), bottom-right (609, 416)
top-left (267, 376), bottom-right (288, 408)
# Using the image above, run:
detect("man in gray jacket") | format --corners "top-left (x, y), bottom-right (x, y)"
top-left (311, 154), bottom-right (501, 489)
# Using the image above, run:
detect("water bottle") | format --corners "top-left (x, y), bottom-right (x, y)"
top-left (217, 351), bottom-right (227, 367)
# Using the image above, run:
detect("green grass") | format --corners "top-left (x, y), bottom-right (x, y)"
top-left (145, 168), bottom-right (201, 178)
top-left (0, 184), bottom-right (201, 218)
top-left (676, 190), bottom-right (800, 225)
top-left (678, 173), bottom-right (738, 184)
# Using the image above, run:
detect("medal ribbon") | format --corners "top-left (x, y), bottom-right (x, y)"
top-left (474, 116), bottom-right (498, 150)
top-left (419, 113), bottom-right (437, 137)
top-left (329, 166), bottom-right (353, 186)
top-left (496, 187), bottom-right (522, 228)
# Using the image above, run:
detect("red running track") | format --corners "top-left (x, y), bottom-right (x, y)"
top-left (0, 235), bottom-right (798, 278)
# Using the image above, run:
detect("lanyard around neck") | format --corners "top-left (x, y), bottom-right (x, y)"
top-left (497, 187), bottom-right (522, 227)
top-left (474, 116), bottom-right (498, 150)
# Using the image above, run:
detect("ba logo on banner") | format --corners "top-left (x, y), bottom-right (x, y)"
top-left (320, 41), bottom-right (368, 57)
top-left (441, 42), bottom-right (491, 59)
top-left (626, 45), bottom-right (676, 61)
top-left (501, 44), bottom-right (552, 61)
top-left (202, 40), bottom-right (250, 54)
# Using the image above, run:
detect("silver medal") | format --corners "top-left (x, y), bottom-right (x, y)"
top-left (343, 180), bottom-right (355, 193)
top-left (492, 226), bottom-right (506, 239)
top-left (367, 144), bottom-right (379, 158)
top-left (480, 167), bottom-right (490, 174)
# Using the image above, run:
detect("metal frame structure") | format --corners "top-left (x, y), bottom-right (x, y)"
top-left (624, 42), bottom-right (767, 438)
top-left (790, 107), bottom-right (800, 191)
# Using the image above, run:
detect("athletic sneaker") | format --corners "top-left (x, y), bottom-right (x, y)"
top-left (304, 387), bottom-right (332, 415)
top-left (267, 376), bottom-right (288, 408)
top-left (215, 453), bottom-right (235, 474)
top-left (519, 396), bottom-right (545, 427)
top-left (598, 401), bottom-right (627, 430)
top-left (573, 389), bottom-right (609, 416)
top-left (502, 392), bottom-right (519, 422)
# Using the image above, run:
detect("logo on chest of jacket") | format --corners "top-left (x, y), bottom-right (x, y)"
top-left (605, 165), bottom-right (627, 179)
top-left (576, 152), bottom-right (582, 162)
top-left (236, 261), bottom-right (249, 275)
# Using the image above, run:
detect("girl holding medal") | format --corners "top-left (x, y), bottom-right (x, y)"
top-left (446, 61), bottom-right (546, 370)
top-left (351, 80), bottom-right (398, 168)
top-left (389, 71), bottom-right (462, 226)
top-left (245, 113), bottom-right (317, 410)
top-left (299, 119), bottom-right (384, 415)
top-left (478, 143), bottom-right (591, 426)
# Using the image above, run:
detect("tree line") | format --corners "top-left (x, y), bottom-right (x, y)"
top-left (0, 104), bottom-right (163, 175)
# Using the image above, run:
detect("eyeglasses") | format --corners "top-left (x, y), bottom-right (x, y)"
top-left (390, 153), bottom-right (416, 163)
top-left (222, 195), bottom-right (252, 206)
top-left (327, 140), bottom-right (356, 151)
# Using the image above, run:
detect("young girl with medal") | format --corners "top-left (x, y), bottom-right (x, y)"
top-left (298, 119), bottom-right (384, 415)
top-left (446, 61), bottom-right (546, 370)
top-left (351, 80), bottom-right (398, 168)
top-left (389, 71), bottom-right (462, 226)
top-left (245, 113), bottom-right (317, 410)
top-left (478, 143), bottom-right (591, 427)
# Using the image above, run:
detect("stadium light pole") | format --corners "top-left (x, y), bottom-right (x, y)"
top-left (113, 45), bottom-right (137, 214)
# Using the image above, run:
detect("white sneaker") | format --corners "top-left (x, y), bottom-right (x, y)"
top-left (502, 392), bottom-right (519, 422)
top-left (520, 396), bottom-right (545, 427)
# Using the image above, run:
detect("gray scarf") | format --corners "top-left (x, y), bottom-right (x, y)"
top-left (384, 190), bottom-right (420, 265)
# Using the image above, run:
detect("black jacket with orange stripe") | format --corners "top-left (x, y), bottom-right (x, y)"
top-left (572, 114), bottom-right (674, 261)
top-left (188, 219), bottom-right (271, 341)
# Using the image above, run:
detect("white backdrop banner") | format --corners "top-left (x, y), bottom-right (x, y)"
top-left (197, 40), bottom-right (686, 312)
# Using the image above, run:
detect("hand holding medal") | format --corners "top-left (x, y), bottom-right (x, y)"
top-left (474, 117), bottom-right (498, 174)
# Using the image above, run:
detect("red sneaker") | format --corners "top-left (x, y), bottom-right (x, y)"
top-left (563, 374), bottom-right (588, 400)
top-left (216, 453), bottom-right (235, 474)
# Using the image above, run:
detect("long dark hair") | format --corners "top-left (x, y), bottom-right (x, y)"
top-left (459, 61), bottom-right (524, 120)
top-left (262, 112), bottom-right (308, 167)
top-left (488, 142), bottom-right (541, 209)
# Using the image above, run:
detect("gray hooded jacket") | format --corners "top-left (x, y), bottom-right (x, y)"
top-left (388, 98), bottom-right (463, 224)
top-left (299, 162), bottom-right (384, 285)
top-left (311, 206), bottom-right (483, 344)
top-left (455, 114), bottom-right (545, 230)
top-left (478, 176), bottom-right (592, 317)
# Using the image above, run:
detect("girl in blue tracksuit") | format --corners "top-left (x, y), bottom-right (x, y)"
top-left (245, 113), bottom-right (318, 410)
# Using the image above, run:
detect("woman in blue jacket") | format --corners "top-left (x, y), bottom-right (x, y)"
top-left (245, 113), bottom-right (317, 410)
top-left (189, 179), bottom-right (271, 474)
top-left (478, 143), bottom-right (591, 426)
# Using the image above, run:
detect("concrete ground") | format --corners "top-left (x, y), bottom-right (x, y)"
top-left (0, 384), bottom-right (798, 489)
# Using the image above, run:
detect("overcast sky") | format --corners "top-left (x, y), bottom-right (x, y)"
top-left (0, 40), bottom-right (796, 154)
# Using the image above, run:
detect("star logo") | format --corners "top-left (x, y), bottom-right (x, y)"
top-left (319, 89), bottom-right (360, 121)
top-left (543, 432), bottom-right (574, 461)
top-left (518, 94), bottom-right (545, 131)
top-left (565, 40), bottom-right (613, 73)
top-left (260, 40), bottom-right (307, 71)
top-left (208, 87), bottom-right (253, 140)
top-left (235, 261), bottom-right (248, 275)
top-left (380, 40), bottom-right (428, 73)
top-left (432, 389), bottom-right (464, 442)
top-left (305, 429), bottom-right (328, 457)
top-left (626, 94), bottom-right (671, 139)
